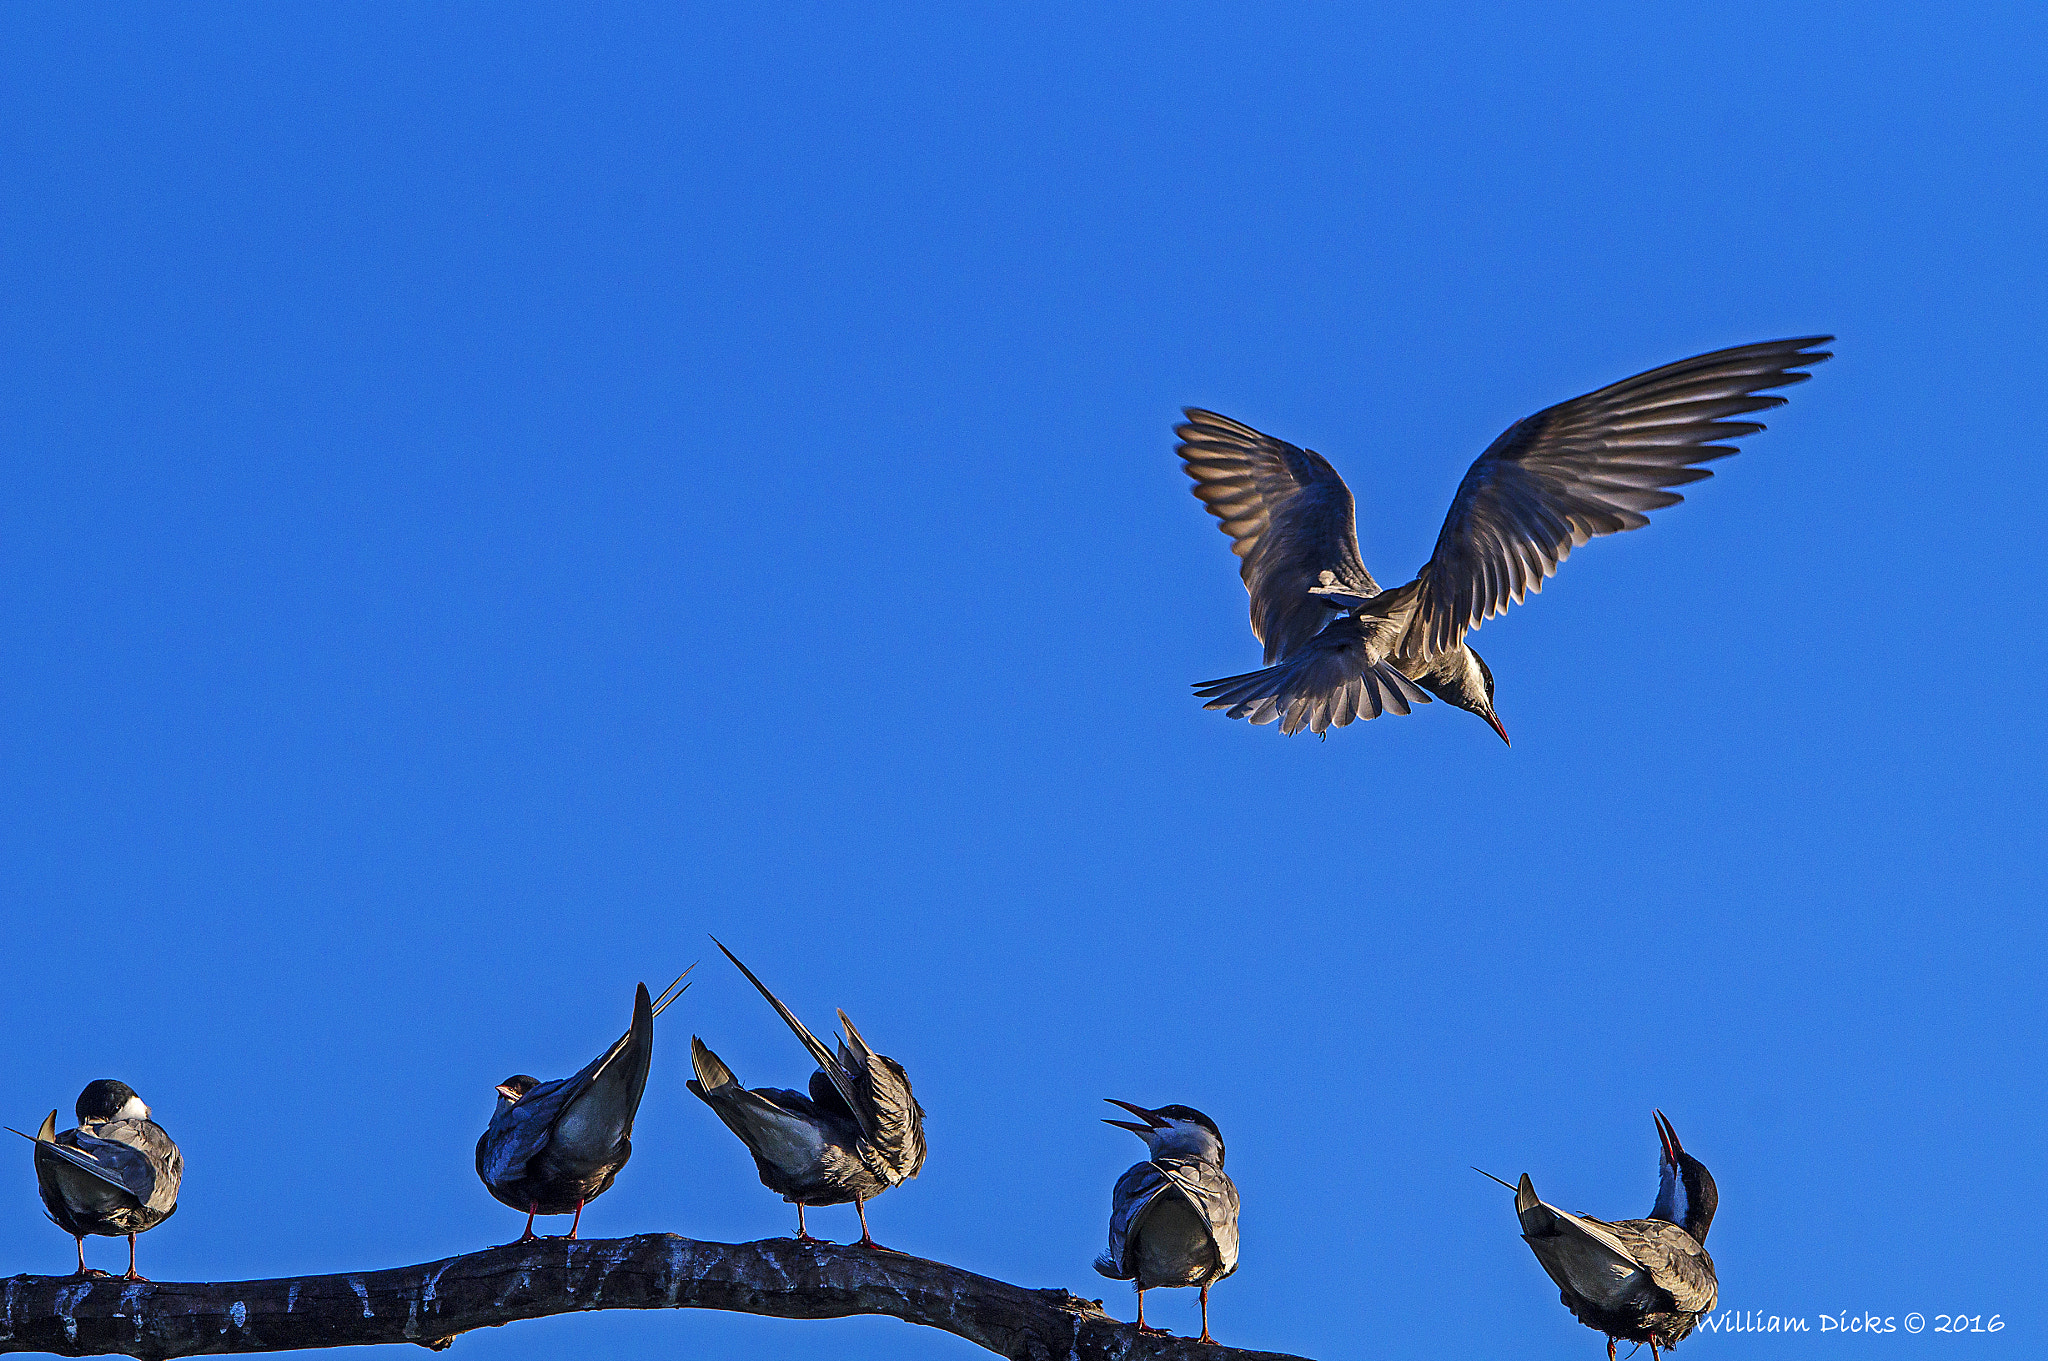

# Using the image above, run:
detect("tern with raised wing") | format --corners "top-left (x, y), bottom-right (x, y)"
top-left (475, 970), bottom-right (689, 1243)
top-left (11, 1080), bottom-right (182, 1279)
top-left (1479, 1110), bottom-right (1718, 1360)
top-left (687, 937), bottom-right (925, 1249)
top-left (1094, 1100), bottom-right (1239, 1344)
top-left (1179, 336), bottom-right (1833, 738)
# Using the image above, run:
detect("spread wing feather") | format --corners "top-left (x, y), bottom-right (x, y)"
top-left (1414, 337), bottom-right (1832, 655)
top-left (1177, 409), bottom-right (1379, 664)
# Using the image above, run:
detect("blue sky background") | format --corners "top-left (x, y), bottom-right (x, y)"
top-left (2, 4), bottom-right (2042, 1358)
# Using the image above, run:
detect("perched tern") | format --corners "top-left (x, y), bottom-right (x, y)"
top-left (475, 971), bottom-right (689, 1242)
top-left (1094, 1100), bottom-right (1239, 1344)
top-left (687, 937), bottom-right (925, 1249)
top-left (11, 1079), bottom-right (182, 1279)
top-left (1478, 1110), bottom-right (1718, 1360)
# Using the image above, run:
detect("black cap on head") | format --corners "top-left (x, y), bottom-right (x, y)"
top-left (1150, 1104), bottom-right (1224, 1143)
top-left (76, 1079), bottom-right (140, 1123)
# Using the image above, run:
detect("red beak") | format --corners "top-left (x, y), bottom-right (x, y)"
top-left (1484, 710), bottom-right (1511, 746)
top-left (1653, 1109), bottom-right (1684, 1165)
top-left (1103, 1098), bottom-right (1166, 1135)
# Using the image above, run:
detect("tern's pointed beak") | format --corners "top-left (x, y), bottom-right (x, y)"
top-left (496, 1084), bottom-right (525, 1104)
top-left (1103, 1098), bottom-right (1167, 1135)
top-left (1654, 1109), bottom-right (1683, 1165)
top-left (1484, 709), bottom-right (1511, 746)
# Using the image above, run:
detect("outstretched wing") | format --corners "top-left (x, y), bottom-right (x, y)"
top-left (1177, 409), bottom-right (1379, 664)
top-left (1413, 337), bottom-right (1832, 656)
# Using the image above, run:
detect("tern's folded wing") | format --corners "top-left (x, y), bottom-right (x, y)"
top-left (1519, 1190), bottom-right (1652, 1310)
top-left (31, 1129), bottom-right (160, 1205)
top-left (1094, 1160), bottom-right (1174, 1279)
top-left (1609, 1218), bottom-right (1718, 1315)
top-left (1155, 1157), bottom-right (1241, 1277)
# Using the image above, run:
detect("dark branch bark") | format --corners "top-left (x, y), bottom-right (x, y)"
top-left (0, 1235), bottom-right (1312, 1361)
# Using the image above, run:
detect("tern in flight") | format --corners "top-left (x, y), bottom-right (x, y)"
top-left (1179, 336), bottom-right (1833, 738)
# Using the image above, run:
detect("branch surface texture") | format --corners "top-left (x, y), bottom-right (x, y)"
top-left (0, 1234), bottom-right (1314, 1361)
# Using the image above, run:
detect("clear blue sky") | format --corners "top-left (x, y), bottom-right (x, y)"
top-left (3, 5), bottom-right (2041, 1359)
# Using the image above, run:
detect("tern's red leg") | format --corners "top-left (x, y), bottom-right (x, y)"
top-left (121, 1233), bottom-right (150, 1282)
top-left (795, 1203), bottom-right (814, 1242)
top-left (514, 1202), bottom-right (540, 1245)
top-left (1607, 1338), bottom-right (1617, 1361)
top-left (853, 1198), bottom-right (899, 1252)
top-left (1197, 1285), bottom-right (1214, 1344)
top-left (1134, 1288), bottom-right (1170, 1336)
top-left (1649, 1342), bottom-right (1661, 1361)
top-left (74, 1236), bottom-right (87, 1276)
top-left (561, 1199), bottom-right (585, 1240)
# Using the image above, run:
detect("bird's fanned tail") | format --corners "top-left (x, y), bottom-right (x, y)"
top-left (1194, 635), bottom-right (1430, 736)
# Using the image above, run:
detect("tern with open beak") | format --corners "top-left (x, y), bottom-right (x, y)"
top-left (1479, 1110), bottom-right (1719, 1360)
top-left (687, 937), bottom-right (925, 1249)
top-left (475, 970), bottom-right (690, 1243)
top-left (1178, 336), bottom-right (1832, 738)
top-left (10, 1080), bottom-right (182, 1280)
top-left (1094, 1100), bottom-right (1239, 1344)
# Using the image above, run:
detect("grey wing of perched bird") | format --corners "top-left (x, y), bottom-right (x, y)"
top-left (687, 1036), bottom-right (849, 1195)
top-left (479, 982), bottom-right (660, 1191)
top-left (1159, 1157), bottom-right (1240, 1278)
top-left (1412, 336), bottom-right (1833, 656)
top-left (1096, 1160), bottom-right (1171, 1279)
top-left (836, 1011), bottom-right (927, 1184)
top-left (710, 938), bottom-right (882, 1142)
top-left (1606, 1217), bottom-right (1719, 1317)
top-left (17, 1113), bottom-right (181, 1220)
top-left (1514, 1174), bottom-right (1716, 1322)
top-left (1094, 1158), bottom-right (1240, 1282)
top-left (1177, 409), bottom-right (1380, 664)
top-left (1514, 1175), bottom-right (1656, 1312)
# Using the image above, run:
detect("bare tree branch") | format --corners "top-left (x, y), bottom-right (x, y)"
top-left (0, 1234), bottom-right (1312, 1361)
